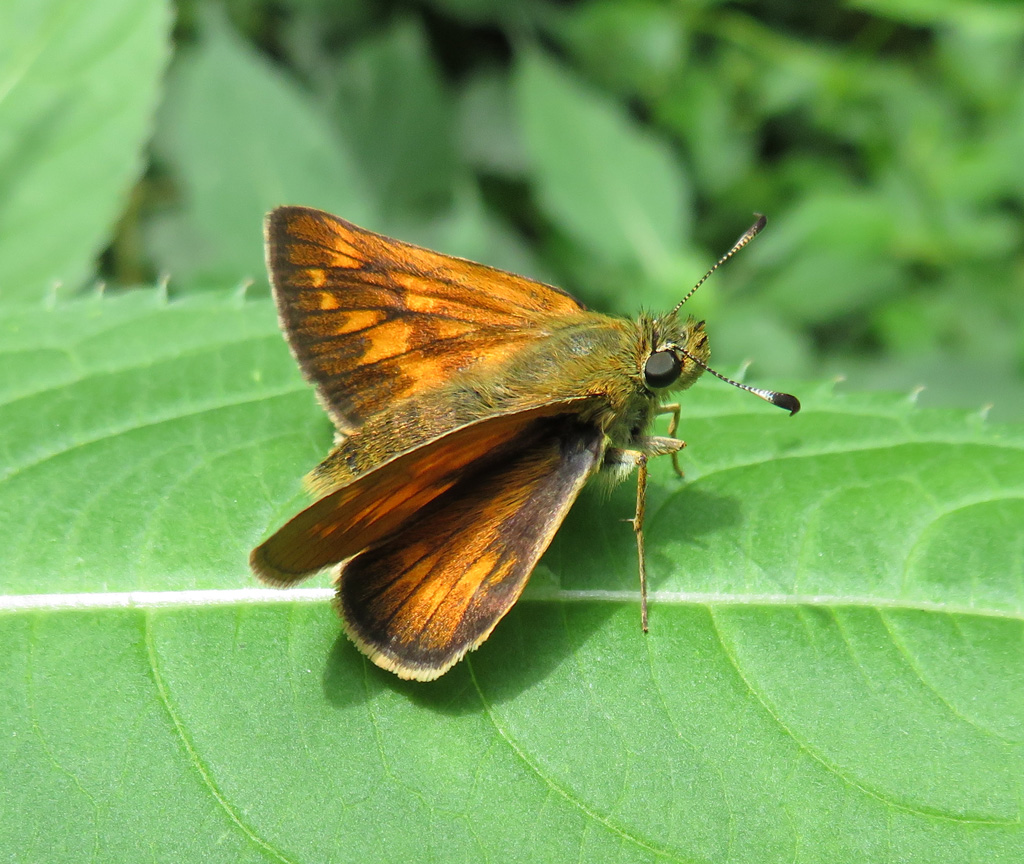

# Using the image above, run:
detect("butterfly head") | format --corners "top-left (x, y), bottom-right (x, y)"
top-left (638, 214), bottom-right (799, 415)
top-left (642, 314), bottom-right (709, 394)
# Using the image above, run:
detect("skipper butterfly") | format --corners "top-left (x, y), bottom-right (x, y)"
top-left (250, 208), bottom-right (798, 680)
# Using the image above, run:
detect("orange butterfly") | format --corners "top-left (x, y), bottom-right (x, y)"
top-left (250, 207), bottom-right (798, 680)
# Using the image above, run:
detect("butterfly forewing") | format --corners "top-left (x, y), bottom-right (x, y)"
top-left (265, 207), bottom-right (588, 431)
top-left (337, 418), bottom-right (605, 680)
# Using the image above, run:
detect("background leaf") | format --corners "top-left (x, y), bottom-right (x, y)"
top-left (3, 291), bottom-right (1022, 862)
top-left (328, 16), bottom-right (458, 223)
top-left (515, 51), bottom-right (693, 287)
top-left (146, 8), bottom-right (374, 290)
top-left (0, 0), bottom-right (170, 301)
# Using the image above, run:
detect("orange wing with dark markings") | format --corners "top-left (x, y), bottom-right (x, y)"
top-left (337, 419), bottom-right (605, 681)
top-left (265, 207), bottom-right (588, 431)
top-left (249, 400), bottom-right (595, 586)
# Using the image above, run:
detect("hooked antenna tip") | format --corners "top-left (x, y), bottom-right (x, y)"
top-left (770, 391), bottom-right (801, 415)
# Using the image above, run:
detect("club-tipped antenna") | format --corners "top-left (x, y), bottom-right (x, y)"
top-left (677, 347), bottom-right (800, 414)
top-left (670, 213), bottom-right (767, 317)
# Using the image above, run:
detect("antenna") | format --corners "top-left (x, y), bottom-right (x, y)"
top-left (670, 213), bottom-right (766, 317)
top-left (677, 347), bottom-right (800, 414)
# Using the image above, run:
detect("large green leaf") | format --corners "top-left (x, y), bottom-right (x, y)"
top-left (329, 16), bottom-right (458, 223)
top-left (515, 51), bottom-right (692, 275)
top-left (146, 10), bottom-right (373, 290)
top-left (2, 289), bottom-right (1023, 862)
top-left (0, 0), bottom-right (171, 301)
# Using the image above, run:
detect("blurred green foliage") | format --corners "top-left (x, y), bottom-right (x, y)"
top-left (75, 1), bottom-right (1024, 419)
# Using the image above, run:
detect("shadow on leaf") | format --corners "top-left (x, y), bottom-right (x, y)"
top-left (320, 597), bottom-right (616, 711)
top-left (319, 484), bottom-right (742, 708)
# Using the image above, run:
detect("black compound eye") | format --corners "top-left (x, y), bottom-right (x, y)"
top-left (644, 350), bottom-right (681, 389)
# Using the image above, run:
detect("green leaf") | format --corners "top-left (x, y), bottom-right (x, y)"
top-left (515, 51), bottom-right (692, 275)
top-left (330, 16), bottom-right (458, 222)
top-left (146, 9), bottom-right (374, 290)
top-left (3, 290), bottom-right (1024, 862)
top-left (848, 0), bottom-right (1024, 29)
top-left (553, 0), bottom-right (687, 98)
top-left (458, 66), bottom-right (529, 178)
top-left (743, 191), bottom-right (904, 325)
top-left (0, 0), bottom-right (171, 301)
top-left (0, 289), bottom-right (320, 589)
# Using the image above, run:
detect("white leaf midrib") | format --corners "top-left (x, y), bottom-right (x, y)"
top-left (1, 587), bottom-right (1020, 622)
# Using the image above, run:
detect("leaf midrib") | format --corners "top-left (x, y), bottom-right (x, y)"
top-left (2, 587), bottom-right (1020, 622)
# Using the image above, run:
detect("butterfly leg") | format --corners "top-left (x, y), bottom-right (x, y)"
top-left (602, 447), bottom-right (653, 632)
top-left (656, 403), bottom-right (684, 477)
top-left (634, 453), bottom-right (650, 632)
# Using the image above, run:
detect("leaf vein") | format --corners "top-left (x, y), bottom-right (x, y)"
top-left (142, 613), bottom-right (298, 863)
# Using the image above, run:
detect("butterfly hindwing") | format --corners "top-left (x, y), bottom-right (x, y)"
top-left (265, 207), bottom-right (587, 431)
top-left (249, 401), bottom-right (594, 585)
top-left (336, 418), bottom-right (605, 681)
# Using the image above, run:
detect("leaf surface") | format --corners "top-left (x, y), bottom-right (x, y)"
top-left (2, 290), bottom-right (1022, 862)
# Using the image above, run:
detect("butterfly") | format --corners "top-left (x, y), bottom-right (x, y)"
top-left (250, 207), bottom-right (799, 680)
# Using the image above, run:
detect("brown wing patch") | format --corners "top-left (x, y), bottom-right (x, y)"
top-left (336, 419), bottom-right (605, 681)
top-left (266, 206), bottom-right (587, 430)
top-left (249, 402), bottom-right (593, 585)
